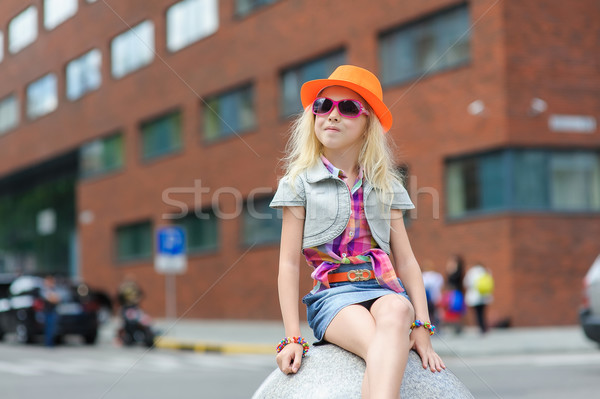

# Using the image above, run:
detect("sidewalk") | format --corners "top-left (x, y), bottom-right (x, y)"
top-left (100, 318), bottom-right (599, 357)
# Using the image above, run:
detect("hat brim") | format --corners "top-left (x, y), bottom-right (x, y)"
top-left (301, 78), bottom-right (393, 132)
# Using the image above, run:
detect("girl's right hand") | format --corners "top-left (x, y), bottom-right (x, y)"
top-left (276, 343), bottom-right (304, 374)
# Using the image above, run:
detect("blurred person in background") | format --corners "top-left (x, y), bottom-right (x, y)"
top-left (41, 274), bottom-right (61, 347)
top-left (117, 274), bottom-right (144, 308)
top-left (464, 263), bottom-right (494, 334)
top-left (421, 260), bottom-right (444, 329)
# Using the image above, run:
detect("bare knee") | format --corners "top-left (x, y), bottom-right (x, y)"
top-left (371, 296), bottom-right (413, 333)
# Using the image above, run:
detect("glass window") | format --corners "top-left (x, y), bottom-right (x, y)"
top-left (175, 209), bottom-right (218, 253)
top-left (203, 84), bottom-right (255, 141)
top-left (242, 196), bottom-right (282, 246)
top-left (0, 95), bottom-right (19, 134)
top-left (26, 74), bottom-right (58, 119)
top-left (446, 149), bottom-right (600, 218)
top-left (141, 111), bottom-right (182, 160)
top-left (66, 49), bottom-right (102, 100)
top-left (111, 21), bottom-right (155, 79)
top-left (8, 6), bottom-right (38, 54)
top-left (0, 31), bottom-right (4, 63)
top-left (236, 0), bottom-right (279, 17)
top-left (512, 150), bottom-right (549, 209)
top-left (380, 4), bottom-right (470, 85)
top-left (44, 0), bottom-right (78, 30)
top-left (116, 221), bottom-right (153, 262)
top-left (550, 152), bottom-right (600, 211)
top-left (280, 51), bottom-right (346, 116)
top-left (79, 133), bottom-right (124, 178)
top-left (166, 0), bottom-right (219, 52)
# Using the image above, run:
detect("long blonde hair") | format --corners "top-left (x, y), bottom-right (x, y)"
top-left (281, 104), bottom-right (404, 199)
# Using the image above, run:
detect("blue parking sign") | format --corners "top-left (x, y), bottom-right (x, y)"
top-left (155, 226), bottom-right (187, 274)
top-left (157, 226), bottom-right (186, 255)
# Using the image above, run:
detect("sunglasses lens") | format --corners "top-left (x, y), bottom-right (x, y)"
top-left (313, 98), bottom-right (333, 115)
top-left (338, 100), bottom-right (361, 117)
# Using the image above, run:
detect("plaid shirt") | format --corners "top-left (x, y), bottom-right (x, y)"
top-left (304, 156), bottom-right (404, 294)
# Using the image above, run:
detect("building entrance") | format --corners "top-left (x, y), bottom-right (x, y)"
top-left (0, 151), bottom-right (78, 276)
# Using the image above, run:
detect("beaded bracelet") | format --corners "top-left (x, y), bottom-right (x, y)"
top-left (276, 336), bottom-right (309, 357)
top-left (411, 319), bottom-right (436, 336)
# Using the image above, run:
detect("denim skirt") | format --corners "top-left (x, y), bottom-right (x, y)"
top-left (302, 263), bottom-right (410, 342)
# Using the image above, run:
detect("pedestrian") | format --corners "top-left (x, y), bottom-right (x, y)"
top-left (41, 275), bottom-right (61, 347)
top-left (446, 254), bottom-right (465, 293)
top-left (421, 260), bottom-right (444, 329)
top-left (270, 65), bottom-right (445, 398)
top-left (463, 263), bottom-right (494, 334)
top-left (443, 254), bottom-right (467, 334)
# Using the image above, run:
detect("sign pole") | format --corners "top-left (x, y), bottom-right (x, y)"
top-left (166, 273), bottom-right (176, 320)
top-left (155, 226), bottom-right (187, 322)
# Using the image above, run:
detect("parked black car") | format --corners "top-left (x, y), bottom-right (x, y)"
top-left (580, 255), bottom-right (600, 346)
top-left (0, 275), bottom-right (99, 344)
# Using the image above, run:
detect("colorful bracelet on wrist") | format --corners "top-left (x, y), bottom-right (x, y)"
top-left (276, 336), bottom-right (309, 357)
top-left (411, 319), bottom-right (436, 336)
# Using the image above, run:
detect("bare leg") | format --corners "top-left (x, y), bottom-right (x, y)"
top-left (324, 304), bottom-right (376, 398)
top-left (368, 294), bottom-right (414, 398)
top-left (324, 295), bottom-right (414, 399)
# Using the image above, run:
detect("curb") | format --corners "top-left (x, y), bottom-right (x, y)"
top-left (154, 337), bottom-right (273, 355)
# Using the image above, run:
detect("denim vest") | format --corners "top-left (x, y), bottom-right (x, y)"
top-left (270, 161), bottom-right (414, 254)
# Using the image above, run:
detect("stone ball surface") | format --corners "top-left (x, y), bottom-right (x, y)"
top-left (253, 345), bottom-right (474, 399)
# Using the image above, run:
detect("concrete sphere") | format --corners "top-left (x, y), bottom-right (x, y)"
top-left (253, 345), bottom-right (474, 399)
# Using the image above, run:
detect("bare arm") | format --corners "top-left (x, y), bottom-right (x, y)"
top-left (389, 209), bottom-right (445, 372)
top-left (276, 206), bottom-right (306, 374)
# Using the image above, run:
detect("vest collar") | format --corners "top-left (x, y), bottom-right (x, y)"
top-left (306, 160), bottom-right (333, 183)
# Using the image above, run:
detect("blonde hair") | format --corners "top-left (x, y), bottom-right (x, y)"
top-left (281, 104), bottom-right (403, 199)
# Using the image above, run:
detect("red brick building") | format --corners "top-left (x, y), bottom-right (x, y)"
top-left (0, 0), bottom-right (598, 326)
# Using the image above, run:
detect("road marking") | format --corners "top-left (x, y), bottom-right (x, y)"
top-left (0, 352), bottom-right (275, 377)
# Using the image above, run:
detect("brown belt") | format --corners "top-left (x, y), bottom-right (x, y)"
top-left (326, 268), bottom-right (375, 284)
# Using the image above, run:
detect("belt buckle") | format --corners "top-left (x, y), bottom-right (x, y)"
top-left (347, 269), bottom-right (371, 282)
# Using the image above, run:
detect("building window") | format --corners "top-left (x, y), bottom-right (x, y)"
top-left (203, 84), bottom-right (255, 142)
top-left (0, 31), bottom-right (4, 63)
top-left (26, 74), bottom-right (58, 120)
top-left (241, 196), bottom-right (282, 246)
top-left (111, 21), bottom-right (155, 79)
top-left (44, 0), bottom-right (78, 30)
top-left (141, 111), bottom-right (182, 160)
top-left (116, 221), bottom-right (153, 262)
top-left (175, 209), bottom-right (218, 253)
top-left (379, 4), bottom-right (471, 86)
top-left (166, 0), bottom-right (218, 52)
top-left (0, 95), bottom-right (19, 134)
top-left (66, 49), bottom-right (102, 100)
top-left (8, 6), bottom-right (38, 54)
top-left (235, 0), bottom-right (279, 17)
top-left (446, 149), bottom-right (600, 218)
top-left (80, 133), bottom-right (124, 178)
top-left (280, 50), bottom-right (346, 116)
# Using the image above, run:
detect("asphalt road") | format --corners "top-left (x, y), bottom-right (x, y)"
top-left (1, 337), bottom-right (599, 399)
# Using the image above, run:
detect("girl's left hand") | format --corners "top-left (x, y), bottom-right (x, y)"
top-left (410, 327), bottom-right (446, 372)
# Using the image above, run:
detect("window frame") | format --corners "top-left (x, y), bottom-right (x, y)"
top-left (140, 109), bottom-right (183, 162)
top-left (240, 194), bottom-right (282, 247)
top-left (8, 6), bottom-right (38, 55)
top-left (0, 94), bottom-right (20, 134)
top-left (445, 148), bottom-right (600, 220)
top-left (66, 48), bottom-right (102, 101)
top-left (115, 220), bottom-right (153, 263)
top-left (110, 20), bottom-right (155, 79)
top-left (166, 0), bottom-right (219, 53)
top-left (26, 73), bottom-right (58, 120)
top-left (379, 3), bottom-right (471, 87)
top-left (202, 83), bottom-right (256, 143)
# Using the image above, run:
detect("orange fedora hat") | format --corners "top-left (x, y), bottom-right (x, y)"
top-left (301, 65), bottom-right (393, 132)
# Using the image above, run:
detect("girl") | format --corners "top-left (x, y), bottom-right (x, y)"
top-left (270, 65), bottom-right (445, 398)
